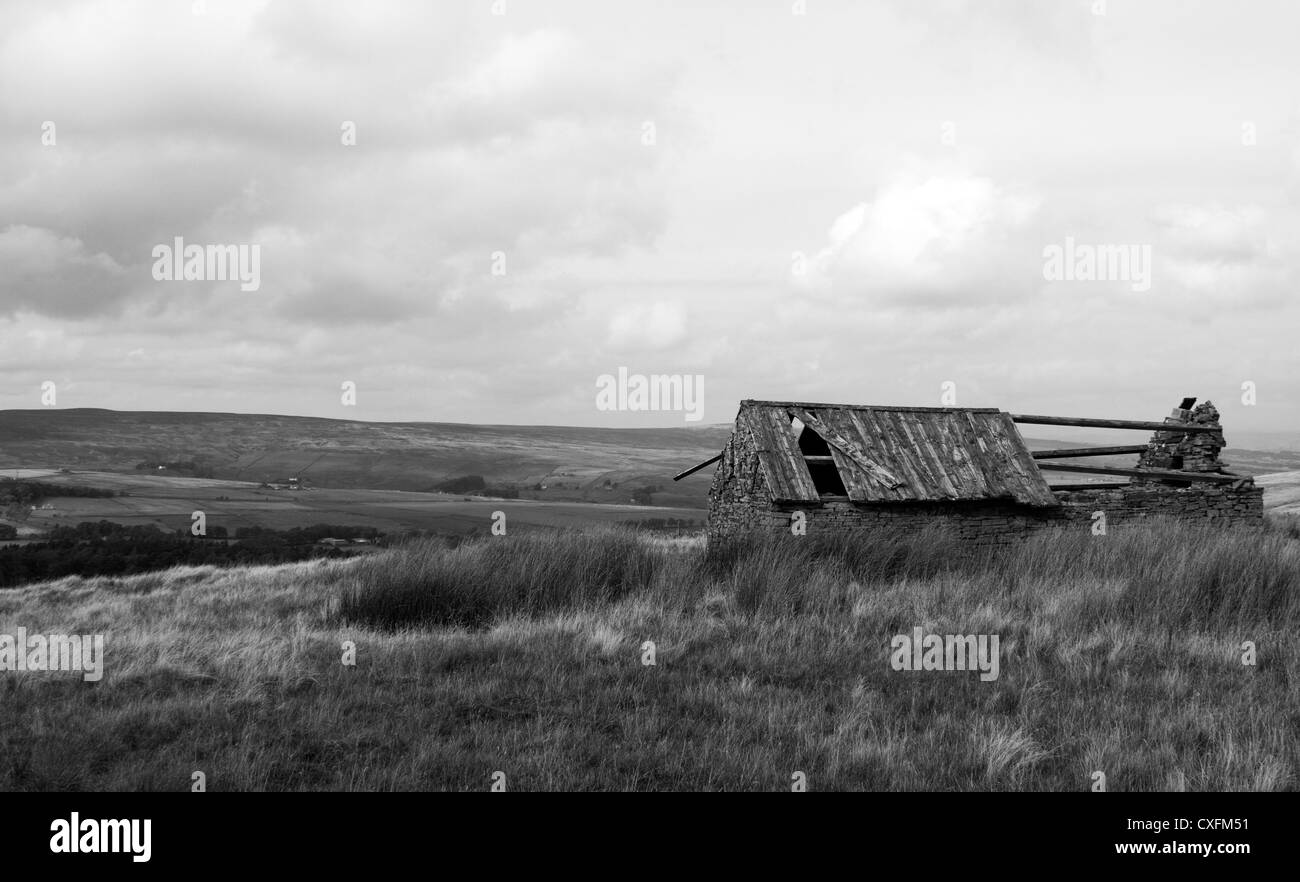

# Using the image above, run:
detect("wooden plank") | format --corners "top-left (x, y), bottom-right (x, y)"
top-left (930, 413), bottom-right (972, 502)
top-left (960, 412), bottom-right (1003, 495)
top-left (743, 399), bottom-right (1000, 414)
top-left (979, 411), bottom-right (1052, 504)
top-left (745, 407), bottom-right (818, 502)
top-left (889, 409), bottom-right (954, 500)
top-left (765, 407), bottom-right (821, 500)
top-left (1031, 445), bottom-right (1150, 459)
top-left (672, 453), bottom-right (721, 481)
top-left (845, 408), bottom-right (912, 502)
top-left (1010, 414), bottom-right (1220, 433)
top-left (788, 406), bottom-right (904, 489)
top-left (957, 411), bottom-right (1002, 496)
top-left (992, 413), bottom-right (1061, 506)
top-left (985, 413), bottom-right (1048, 505)
top-left (930, 411), bottom-right (978, 498)
top-left (950, 411), bottom-right (999, 498)
top-left (877, 408), bottom-right (962, 500)
top-left (737, 410), bottom-right (790, 501)
top-left (1049, 482), bottom-right (1132, 490)
top-left (1036, 463), bottom-right (1243, 483)
top-left (967, 411), bottom-right (1018, 501)
top-left (973, 412), bottom-right (1017, 499)
top-left (814, 410), bottom-right (878, 501)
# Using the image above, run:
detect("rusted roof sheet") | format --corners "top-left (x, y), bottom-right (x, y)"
top-left (738, 401), bottom-right (1058, 507)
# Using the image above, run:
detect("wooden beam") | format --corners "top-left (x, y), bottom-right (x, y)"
top-left (1036, 463), bottom-right (1243, 483)
top-left (743, 400), bottom-right (1001, 414)
top-left (787, 406), bottom-right (904, 489)
top-left (1010, 414), bottom-right (1220, 433)
top-left (1049, 482), bottom-right (1132, 491)
top-left (672, 453), bottom-right (721, 482)
top-left (1031, 444), bottom-right (1150, 459)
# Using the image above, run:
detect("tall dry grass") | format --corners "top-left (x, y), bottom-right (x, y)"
top-left (2, 518), bottom-right (1296, 791)
top-left (338, 519), bottom-right (1299, 631)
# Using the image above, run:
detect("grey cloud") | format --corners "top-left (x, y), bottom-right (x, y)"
top-left (0, 225), bottom-right (133, 317)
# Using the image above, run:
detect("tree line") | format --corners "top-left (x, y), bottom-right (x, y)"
top-left (0, 481), bottom-right (120, 505)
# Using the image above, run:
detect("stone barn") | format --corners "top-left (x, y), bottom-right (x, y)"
top-left (674, 398), bottom-right (1263, 545)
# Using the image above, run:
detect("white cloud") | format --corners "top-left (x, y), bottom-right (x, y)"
top-left (607, 301), bottom-right (687, 349)
top-left (1152, 204), bottom-right (1271, 264)
top-left (805, 163), bottom-right (1038, 306)
top-left (452, 29), bottom-right (583, 99)
top-left (1150, 202), bottom-right (1295, 304)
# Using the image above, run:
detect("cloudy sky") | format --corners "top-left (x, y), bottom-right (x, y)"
top-left (2, 0), bottom-right (1298, 435)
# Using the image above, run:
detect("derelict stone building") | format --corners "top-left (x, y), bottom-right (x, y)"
top-left (674, 398), bottom-right (1263, 545)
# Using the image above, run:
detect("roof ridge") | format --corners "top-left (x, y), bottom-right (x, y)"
top-left (740, 400), bottom-right (1003, 413)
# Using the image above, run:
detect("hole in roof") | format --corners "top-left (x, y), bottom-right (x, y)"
top-left (807, 460), bottom-right (848, 496)
top-left (789, 414), bottom-right (847, 495)
top-left (797, 426), bottom-right (832, 456)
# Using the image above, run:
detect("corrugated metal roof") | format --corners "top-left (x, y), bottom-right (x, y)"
top-left (737, 400), bottom-right (1058, 507)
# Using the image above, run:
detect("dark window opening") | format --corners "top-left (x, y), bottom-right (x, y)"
top-left (791, 419), bottom-right (848, 495)
top-left (1170, 455), bottom-right (1184, 470)
top-left (797, 426), bottom-right (832, 456)
top-left (807, 460), bottom-right (848, 496)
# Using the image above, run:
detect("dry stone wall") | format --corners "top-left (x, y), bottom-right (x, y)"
top-left (1136, 400), bottom-right (1229, 477)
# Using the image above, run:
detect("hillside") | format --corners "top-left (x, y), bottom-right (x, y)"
top-left (0, 409), bottom-right (732, 509)
top-left (1255, 472), bottom-right (1300, 515)
top-left (2, 470), bottom-right (707, 540)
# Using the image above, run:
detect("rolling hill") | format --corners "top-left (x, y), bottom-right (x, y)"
top-left (0, 409), bottom-right (732, 509)
top-left (1255, 471), bottom-right (1300, 515)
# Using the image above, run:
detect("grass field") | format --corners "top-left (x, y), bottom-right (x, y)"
top-left (1, 470), bottom-right (704, 539)
top-left (2, 517), bottom-right (1296, 791)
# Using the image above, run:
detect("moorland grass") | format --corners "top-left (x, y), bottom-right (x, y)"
top-left (1, 518), bottom-right (1296, 790)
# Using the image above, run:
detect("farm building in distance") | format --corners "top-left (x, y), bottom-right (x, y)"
top-left (675, 398), bottom-right (1263, 545)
